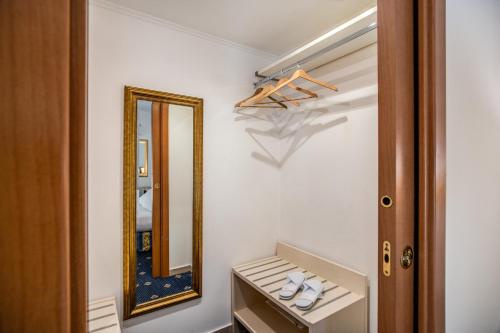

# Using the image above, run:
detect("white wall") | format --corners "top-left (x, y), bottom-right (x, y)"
top-left (88, 1), bottom-right (280, 332)
top-left (277, 44), bottom-right (378, 332)
top-left (168, 104), bottom-right (194, 269)
top-left (446, 1), bottom-right (500, 332)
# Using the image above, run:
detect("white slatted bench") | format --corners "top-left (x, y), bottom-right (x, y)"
top-left (232, 242), bottom-right (368, 333)
top-left (88, 297), bottom-right (121, 333)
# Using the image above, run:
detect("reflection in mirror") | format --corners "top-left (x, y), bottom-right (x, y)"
top-left (137, 139), bottom-right (149, 177)
top-left (124, 86), bottom-right (202, 319)
top-left (135, 101), bottom-right (194, 305)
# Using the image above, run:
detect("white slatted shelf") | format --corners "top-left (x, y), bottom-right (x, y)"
top-left (234, 260), bottom-right (359, 326)
top-left (88, 297), bottom-right (121, 333)
top-left (233, 256), bottom-right (281, 270)
top-left (232, 242), bottom-right (368, 333)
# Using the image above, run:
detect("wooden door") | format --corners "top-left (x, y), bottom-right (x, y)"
top-left (0, 0), bottom-right (87, 332)
top-left (378, 1), bottom-right (416, 332)
top-left (152, 102), bottom-right (170, 278)
top-left (378, 0), bottom-right (446, 332)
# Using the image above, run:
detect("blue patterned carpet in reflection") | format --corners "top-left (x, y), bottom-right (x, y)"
top-left (136, 250), bottom-right (192, 304)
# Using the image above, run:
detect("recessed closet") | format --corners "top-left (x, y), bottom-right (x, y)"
top-left (90, 1), bottom-right (386, 331)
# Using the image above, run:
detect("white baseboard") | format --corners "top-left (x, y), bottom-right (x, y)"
top-left (209, 323), bottom-right (232, 333)
top-left (169, 264), bottom-right (192, 276)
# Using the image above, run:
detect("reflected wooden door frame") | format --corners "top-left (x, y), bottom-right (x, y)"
top-left (151, 101), bottom-right (162, 277)
top-left (160, 103), bottom-right (170, 277)
top-left (151, 102), bottom-right (171, 278)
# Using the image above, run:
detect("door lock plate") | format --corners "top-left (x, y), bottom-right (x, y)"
top-left (383, 241), bottom-right (391, 277)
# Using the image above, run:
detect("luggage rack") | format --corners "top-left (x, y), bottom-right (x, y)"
top-left (231, 242), bottom-right (368, 333)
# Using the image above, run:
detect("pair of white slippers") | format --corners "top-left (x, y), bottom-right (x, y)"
top-left (279, 272), bottom-right (323, 310)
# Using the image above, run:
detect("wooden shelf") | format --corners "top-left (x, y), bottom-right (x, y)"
top-left (231, 242), bottom-right (368, 333)
top-left (234, 303), bottom-right (306, 333)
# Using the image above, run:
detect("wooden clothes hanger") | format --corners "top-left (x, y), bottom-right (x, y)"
top-left (235, 86), bottom-right (269, 107)
top-left (235, 69), bottom-right (336, 109)
top-left (235, 79), bottom-right (318, 108)
top-left (262, 69), bottom-right (338, 101)
top-left (254, 78), bottom-right (318, 105)
top-left (235, 84), bottom-right (290, 109)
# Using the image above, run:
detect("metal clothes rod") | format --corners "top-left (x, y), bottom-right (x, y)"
top-left (254, 22), bottom-right (377, 88)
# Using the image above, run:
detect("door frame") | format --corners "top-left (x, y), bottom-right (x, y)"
top-left (0, 0), bottom-right (87, 331)
top-left (417, 0), bottom-right (446, 332)
top-left (378, 0), bottom-right (446, 332)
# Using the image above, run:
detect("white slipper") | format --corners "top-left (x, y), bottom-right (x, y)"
top-left (279, 272), bottom-right (305, 300)
top-left (295, 279), bottom-right (324, 310)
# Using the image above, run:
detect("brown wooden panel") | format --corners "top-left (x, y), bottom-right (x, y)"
top-left (0, 0), bottom-right (87, 331)
top-left (378, 0), bottom-right (416, 332)
top-left (418, 0), bottom-right (446, 332)
top-left (152, 102), bottom-right (162, 278)
top-left (70, 0), bottom-right (88, 331)
top-left (160, 103), bottom-right (170, 277)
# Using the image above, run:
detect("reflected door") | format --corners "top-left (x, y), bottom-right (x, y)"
top-left (151, 102), bottom-right (170, 277)
top-left (149, 102), bottom-right (194, 279)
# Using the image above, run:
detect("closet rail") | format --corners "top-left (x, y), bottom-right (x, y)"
top-left (255, 23), bottom-right (377, 88)
top-left (255, 7), bottom-right (378, 88)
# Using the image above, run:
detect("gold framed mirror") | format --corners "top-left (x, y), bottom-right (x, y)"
top-left (123, 86), bottom-right (203, 319)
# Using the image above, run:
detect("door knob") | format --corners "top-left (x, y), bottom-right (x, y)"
top-left (400, 246), bottom-right (414, 269)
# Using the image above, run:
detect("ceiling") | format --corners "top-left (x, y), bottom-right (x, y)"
top-left (108, 0), bottom-right (376, 55)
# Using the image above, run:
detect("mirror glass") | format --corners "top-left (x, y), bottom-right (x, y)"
top-left (124, 86), bottom-right (202, 319)
top-left (135, 100), bottom-right (194, 305)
